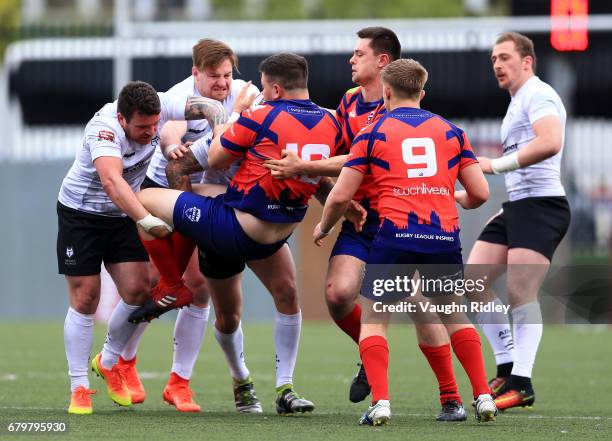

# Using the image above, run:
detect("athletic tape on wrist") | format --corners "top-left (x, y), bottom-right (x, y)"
top-left (229, 112), bottom-right (240, 123)
top-left (137, 214), bottom-right (173, 233)
top-left (491, 152), bottom-right (520, 175)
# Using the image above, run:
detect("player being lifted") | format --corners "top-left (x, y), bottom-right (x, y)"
top-left (114, 39), bottom-right (263, 413)
top-left (266, 27), bottom-right (483, 421)
top-left (131, 53), bottom-right (343, 414)
top-left (468, 32), bottom-right (570, 411)
top-left (314, 59), bottom-right (496, 426)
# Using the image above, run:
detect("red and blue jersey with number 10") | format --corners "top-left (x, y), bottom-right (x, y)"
top-left (220, 99), bottom-right (342, 223)
top-left (345, 107), bottom-right (478, 253)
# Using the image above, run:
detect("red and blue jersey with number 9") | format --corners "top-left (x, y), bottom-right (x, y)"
top-left (345, 107), bottom-right (478, 253)
top-left (220, 99), bottom-right (342, 223)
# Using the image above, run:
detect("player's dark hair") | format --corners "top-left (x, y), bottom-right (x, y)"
top-left (117, 81), bottom-right (161, 122)
top-left (381, 59), bottom-right (428, 100)
top-left (259, 53), bottom-right (308, 91)
top-left (192, 38), bottom-right (239, 72)
top-left (357, 27), bottom-right (401, 61)
top-left (495, 31), bottom-right (537, 73)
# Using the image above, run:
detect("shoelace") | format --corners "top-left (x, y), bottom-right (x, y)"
top-left (171, 384), bottom-right (195, 403)
top-left (109, 366), bottom-right (127, 392)
top-left (237, 383), bottom-right (257, 404)
top-left (74, 388), bottom-right (96, 401)
top-left (442, 400), bottom-right (460, 412)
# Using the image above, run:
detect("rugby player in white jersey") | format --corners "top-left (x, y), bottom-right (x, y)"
top-left (116, 39), bottom-right (262, 413)
top-left (57, 80), bottom-right (225, 414)
top-left (468, 32), bottom-right (570, 410)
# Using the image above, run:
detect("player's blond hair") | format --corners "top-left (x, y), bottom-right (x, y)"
top-left (495, 32), bottom-right (537, 73)
top-left (192, 39), bottom-right (239, 72)
top-left (381, 59), bottom-right (428, 100)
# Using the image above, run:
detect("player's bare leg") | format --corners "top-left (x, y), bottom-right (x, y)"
top-left (495, 248), bottom-right (549, 411)
top-left (129, 188), bottom-right (194, 322)
top-left (325, 255), bottom-right (370, 402)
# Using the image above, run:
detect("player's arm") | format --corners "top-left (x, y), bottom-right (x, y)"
top-left (208, 124), bottom-right (239, 170)
top-left (455, 163), bottom-right (490, 209)
top-left (94, 156), bottom-right (171, 237)
top-left (479, 115), bottom-right (562, 174)
top-left (314, 167), bottom-right (364, 246)
top-left (264, 152), bottom-right (348, 178)
top-left (314, 177), bottom-right (367, 232)
top-left (184, 96), bottom-right (227, 127)
top-left (160, 120), bottom-right (190, 160)
top-left (166, 148), bottom-right (204, 192)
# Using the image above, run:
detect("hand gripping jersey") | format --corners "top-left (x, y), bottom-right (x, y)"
top-left (146, 77), bottom-right (259, 187)
top-left (190, 131), bottom-right (241, 186)
top-left (345, 107), bottom-right (478, 253)
top-left (58, 93), bottom-right (187, 217)
top-left (220, 99), bottom-right (342, 223)
top-left (500, 76), bottom-right (566, 201)
top-left (336, 86), bottom-right (386, 220)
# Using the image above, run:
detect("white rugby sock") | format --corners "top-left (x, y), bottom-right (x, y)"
top-left (511, 301), bottom-right (543, 378)
top-left (215, 321), bottom-right (250, 382)
top-left (120, 322), bottom-right (149, 361)
top-left (64, 308), bottom-right (94, 391)
top-left (171, 305), bottom-right (210, 379)
top-left (476, 298), bottom-right (515, 366)
top-left (101, 300), bottom-right (140, 369)
top-left (274, 311), bottom-right (302, 388)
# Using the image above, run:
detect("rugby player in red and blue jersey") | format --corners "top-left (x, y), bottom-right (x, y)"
top-left (315, 59), bottom-right (496, 426)
top-left (134, 53), bottom-right (342, 414)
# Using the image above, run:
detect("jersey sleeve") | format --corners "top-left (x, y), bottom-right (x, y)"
top-left (189, 132), bottom-right (214, 170)
top-left (159, 92), bottom-right (188, 123)
top-left (87, 121), bottom-right (122, 161)
top-left (343, 129), bottom-right (370, 174)
top-left (219, 107), bottom-right (261, 158)
top-left (526, 90), bottom-right (560, 125)
top-left (458, 132), bottom-right (479, 169)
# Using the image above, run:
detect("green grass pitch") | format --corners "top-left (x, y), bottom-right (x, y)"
top-left (1, 322), bottom-right (611, 440)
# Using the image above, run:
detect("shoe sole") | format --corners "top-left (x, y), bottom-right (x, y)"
top-left (373, 415), bottom-right (390, 426)
top-left (163, 390), bottom-right (200, 412)
top-left (237, 404), bottom-right (263, 413)
top-left (276, 406), bottom-right (314, 415)
top-left (478, 409), bottom-right (497, 422)
top-left (91, 356), bottom-right (131, 407)
top-left (68, 407), bottom-right (93, 415)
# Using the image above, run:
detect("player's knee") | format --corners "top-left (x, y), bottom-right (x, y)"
top-left (121, 280), bottom-right (150, 306)
top-left (71, 288), bottom-right (99, 314)
top-left (269, 278), bottom-right (298, 310)
top-left (215, 312), bottom-right (240, 333)
top-left (325, 279), bottom-right (357, 312)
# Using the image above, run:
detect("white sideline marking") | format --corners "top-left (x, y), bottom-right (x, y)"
top-left (0, 406), bottom-right (610, 421)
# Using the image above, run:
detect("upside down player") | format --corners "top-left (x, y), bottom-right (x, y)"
top-left (132, 53), bottom-right (343, 414)
top-left (266, 27), bottom-right (483, 422)
top-left (314, 59), bottom-right (497, 425)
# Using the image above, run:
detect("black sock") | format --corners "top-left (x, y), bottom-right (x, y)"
top-left (496, 362), bottom-right (513, 378)
top-left (509, 375), bottom-right (533, 392)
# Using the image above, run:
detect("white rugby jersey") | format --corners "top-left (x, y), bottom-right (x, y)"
top-left (146, 77), bottom-right (259, 187)
top-left (190, 131), bottom-right (242, 185)
top-left (500, 76), bottom-right (567, 201)
top-left (58, 93), bottom-right (187, 217)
